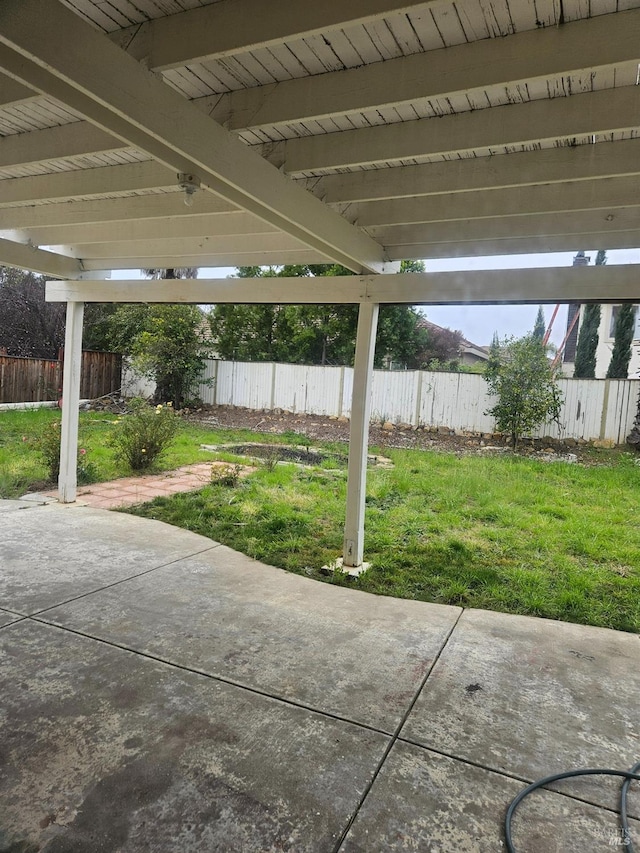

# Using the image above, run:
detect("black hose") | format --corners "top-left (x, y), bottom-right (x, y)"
top-left (505, 762), bottom-right (640, 852)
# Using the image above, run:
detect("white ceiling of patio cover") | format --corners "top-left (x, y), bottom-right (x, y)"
top-left (0, 0), bottom-right (638, 277)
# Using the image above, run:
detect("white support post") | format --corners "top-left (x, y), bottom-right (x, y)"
top-left (343, 301), bottom-right (379, 571)
top-left (58, 300), bottom-right (84, 503)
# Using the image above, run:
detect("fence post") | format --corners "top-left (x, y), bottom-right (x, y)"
top-left (414, 370), bottom-right (423, 427)
top-left (58, 301), bottom-right (84, 503)
top-left (343, 302), bottom-right (379, 571)
top-left (210, 359), bottom-right (218, 406)
top-left (269, 361), bottom-right (277, 410)
top-left (338, 366), bottom-right (345, 417)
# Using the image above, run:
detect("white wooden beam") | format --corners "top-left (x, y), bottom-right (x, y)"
top-left (348, 177), bottom-right (640, 226)
top-left (272, 87), bottom-right (640, 174)
top-left (343, 301), bottom-right (379, 571)
top-left (0, 0), bottom-right (388, 275)
top-left (0, 236), bottom-right (82, 277)
top-left (0, 71), bottom-right (36, 106)
top-left (52, 233), bottom-right (307, 260)
top-left (110, 0), bottom-right (430, 70)
top-left (0, 122), bottom-right (125, 171)
top-left (370, 209), bottom-right (640, 245)
top-left (46, 266), bottom-right (640, 306)
top-left (211, 9), bottom-right (640, 132)
top-left (79, 251), bottom-right (328, 271)
top-left (312, 139), bottom-right (640, 202)
top-left (0, 161), bottom-right (175, 206)
top-left (46, 277), bottom-right (367, 304)
top-left (16, 212), bottom-right (275, 246)
top-left (384, 233), bottom-right (640, 258)
top-left (0, 193), bottom-right (237, 229)
top-left (58, 300), bottom-right (84, 503)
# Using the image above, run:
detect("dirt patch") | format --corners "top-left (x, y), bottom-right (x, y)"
top-left (212, 444), bottom-right (345, 466)
top-left (187, 405), bottom-right (618, 466)
top-left (200, 442), bottom-right (393, 468)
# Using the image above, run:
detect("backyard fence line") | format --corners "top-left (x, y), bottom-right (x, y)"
top-left (122, 359), bottom-right (640, 444)
top-left (0, 351), bottom-right (122, 404)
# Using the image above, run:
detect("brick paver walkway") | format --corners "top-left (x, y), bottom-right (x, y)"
top-left (43, 462), bottom-right (248, 509)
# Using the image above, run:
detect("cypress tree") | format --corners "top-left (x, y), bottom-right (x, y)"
top-left (573, 304), bottom-right (601, 378)
top-left (532, 306), bottom-right (545, 341)
top-left (606, 304), bottom-right (635, 379)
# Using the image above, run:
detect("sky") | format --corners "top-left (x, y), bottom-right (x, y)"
top-left (113, 248), bottom-right (640, 349)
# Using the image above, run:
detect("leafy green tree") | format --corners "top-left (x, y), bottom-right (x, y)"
top-left (101, 302), bottom-right (211, 407)
top-left (209, 262), bottom-right (430, 368)
top-left (573, 304), bottom-right (601, 378)
top-left (606, 304), bottom-right (635, 379)
top-left (532, 306), bottom-right (546, 341)
top-left (484, 334), bottom-right (563, 448)
top-left (130, 305), bottom-right (212, 407)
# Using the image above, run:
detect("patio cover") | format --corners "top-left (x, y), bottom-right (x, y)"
top-left (0, 0), bottom-right (639, 566)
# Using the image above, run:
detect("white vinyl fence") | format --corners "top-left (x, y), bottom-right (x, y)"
top-left (123, 359), bottom-right (640, 444)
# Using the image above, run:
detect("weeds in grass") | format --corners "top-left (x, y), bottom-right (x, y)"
top-left (3, 407), bottom-right (640, 632)
top-left (210, 463), bottom-right (241, 487)
top-left (128, 449), bottom-right (640, 633)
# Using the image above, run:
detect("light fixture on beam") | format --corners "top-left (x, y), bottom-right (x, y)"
top-left (177, 172), bottom-right (201, 207)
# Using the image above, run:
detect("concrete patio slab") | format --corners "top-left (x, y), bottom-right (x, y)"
top-left (0, 608), bottom-right (21, 628)
top-left (1, 501), bottom-right (638, 851)
top-left (0, 503), bottom-right (218, 615)
top-left (41, 541), bottom-right (461, 731)
top-left (401, 608), bottom-right (640, 813)
top-left (0, 619), bottom-right (389, 853)
top-left (0, 499), bottom-right (32, 513)
top-left (340, 740), bottom-right (640, 852)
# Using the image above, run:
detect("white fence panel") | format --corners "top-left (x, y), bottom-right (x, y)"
top-left (123, 357), bottom-right (640, 444)
top-left (420, 372), bottom-right (494, 434)
top-left (197, 360), bottom-right (217, 404)
top-left (272, 364), bottom-right (309, 412)
top-left (304, 364), bottom-right (344, 415)
top-left (604, 379), bottom-right (638, 444)
top-left (371, 370), bottom-right (418, 424)
top-left (216, 361), bottom-right (273, 409)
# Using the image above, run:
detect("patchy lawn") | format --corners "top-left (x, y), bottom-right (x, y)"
top-left (2, 407), bottom-right (639, 632)
top-left (128, 444), bottom-right (640, 633)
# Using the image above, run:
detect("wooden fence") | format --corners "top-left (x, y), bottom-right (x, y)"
top-left (0, 351), bottom-right (122, 403)
top-left (123, 358), bottom-right (640, 445)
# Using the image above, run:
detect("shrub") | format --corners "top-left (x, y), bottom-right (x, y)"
top-left (108, 398), bottom-right (178, 470)
top-left (484, 334), bottom-right (563, 449)
top-left (33, 419), bottom-right (97, 484)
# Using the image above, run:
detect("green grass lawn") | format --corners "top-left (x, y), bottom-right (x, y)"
top-left (2, 408), bottom-right (639, 632)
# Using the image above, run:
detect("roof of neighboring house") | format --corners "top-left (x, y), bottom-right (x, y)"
top-left (417, 318), bottom-right (489, 360)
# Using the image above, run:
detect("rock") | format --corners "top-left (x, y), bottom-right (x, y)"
top-left (437, 426), bottom-right (450, 435)
top-left (337, 415), bottom-right (349, 423)
top-left (563, 437), bottom-right (577, 447)
top-left (593, 438), bottom-right (615, 449)
top-left (398, 422), bottom-right (413, 430)
top-left (382, 421), bottom-right (394, 431)
top-left (328, 415), bottom-right (338, 420)
top-left (273, 407), bottom-right (283, 415)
